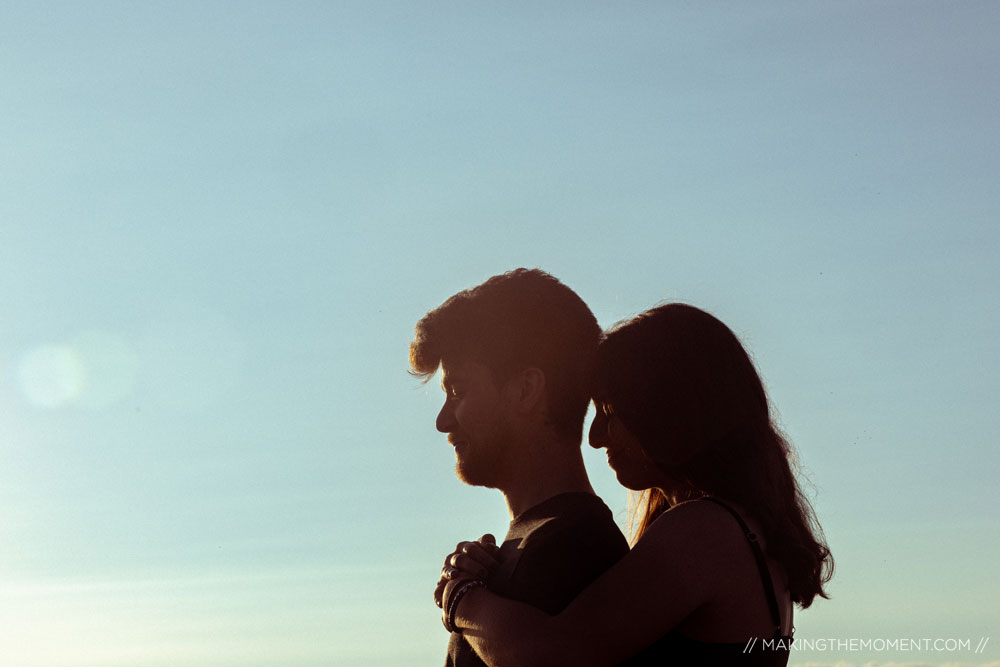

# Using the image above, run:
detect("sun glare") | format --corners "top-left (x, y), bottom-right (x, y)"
top-left (16, 331), bottom-right (139, 409)
top-left (17, 344), bottom-right (84, 408)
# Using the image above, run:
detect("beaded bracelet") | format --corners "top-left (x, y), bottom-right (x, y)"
top-left (444, 579), bottom-right (486, 633)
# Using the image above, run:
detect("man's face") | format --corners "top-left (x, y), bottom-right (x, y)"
top-left (436, 361), bottom-right (514, 488)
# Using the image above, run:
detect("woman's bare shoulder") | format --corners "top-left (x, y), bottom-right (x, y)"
top-left (646, 497), bottom-right (744, 533)
top-left (639, 498), bottom-right (754, 579)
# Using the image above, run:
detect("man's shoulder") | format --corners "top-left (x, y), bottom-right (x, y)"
top-left (511, 492), bottom-right (623, 544)
top-left (502, 492), bottom-right (628, 571)
top-left (494, 492), bottom-right (628, 613)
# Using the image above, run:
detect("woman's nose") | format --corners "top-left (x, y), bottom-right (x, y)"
top-left (588, 412), bottom-right (608, 448)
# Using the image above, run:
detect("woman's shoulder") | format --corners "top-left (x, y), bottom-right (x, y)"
top-left (647, 496), bottom-right (751, 539)
top-left (640, 497), bottom-right (760, 576)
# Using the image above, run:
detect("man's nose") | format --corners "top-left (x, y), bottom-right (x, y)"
top-left (436, 402), bottom-right (456, 433)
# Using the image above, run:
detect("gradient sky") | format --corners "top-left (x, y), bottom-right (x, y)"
top-left (1, 2), bottom-right (998, 666)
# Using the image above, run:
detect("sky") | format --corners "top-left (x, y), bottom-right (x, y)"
top-left (1, 2), bottom-right (998, 665)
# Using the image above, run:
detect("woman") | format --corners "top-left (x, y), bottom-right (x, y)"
top-left (435, 303), bottom-right (833, 666)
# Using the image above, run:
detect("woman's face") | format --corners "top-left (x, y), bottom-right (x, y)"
top-left (588, 399), bottom-right (663, 490)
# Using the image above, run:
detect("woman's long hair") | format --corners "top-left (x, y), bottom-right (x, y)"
top-left (598, 304), bottom-right (833, 607)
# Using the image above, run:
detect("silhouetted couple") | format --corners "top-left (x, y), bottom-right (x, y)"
top-left (409, 269), bottom-right (832, 666)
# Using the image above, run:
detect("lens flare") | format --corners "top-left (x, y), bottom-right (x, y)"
top-left (18, 345), bottom-right (85, 408)
top-left (16, 332), bottom-right (140, 409)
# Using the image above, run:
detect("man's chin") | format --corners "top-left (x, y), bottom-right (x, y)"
top-left (455, 462), bottom-right (497, 488)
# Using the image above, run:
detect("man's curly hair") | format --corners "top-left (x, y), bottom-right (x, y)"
top-left (410, 268), bottom-right (600, 443)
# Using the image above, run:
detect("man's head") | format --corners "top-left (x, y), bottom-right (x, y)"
top-left (410, 268), bottom-right (600, 487)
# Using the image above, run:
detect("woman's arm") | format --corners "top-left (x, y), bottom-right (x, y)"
top-left (446, 501), bottom-right (736, 667)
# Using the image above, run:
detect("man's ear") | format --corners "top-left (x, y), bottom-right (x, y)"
top-left (508, 367), bottom-right (546, 413)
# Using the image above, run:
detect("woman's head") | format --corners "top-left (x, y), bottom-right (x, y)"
top-left (594, 303), bottom-right (769, 489)
top-left (591, 303), bottom-right (833, 607)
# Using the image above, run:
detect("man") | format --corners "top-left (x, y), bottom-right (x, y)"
top-left (410, 268), bottom-right (628, 666)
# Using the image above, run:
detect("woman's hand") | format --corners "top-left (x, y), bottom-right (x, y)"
top-left (434, 534), bottom-right (500, 618)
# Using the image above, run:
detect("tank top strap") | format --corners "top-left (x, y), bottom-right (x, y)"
top-left (701, 497), bottom-right (784, 638)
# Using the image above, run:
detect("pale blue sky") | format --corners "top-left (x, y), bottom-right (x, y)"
top-left (1, 2), bottom-right (998, 665)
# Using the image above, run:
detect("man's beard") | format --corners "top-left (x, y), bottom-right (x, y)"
top-left (455, 413), bottom-right (514, 489)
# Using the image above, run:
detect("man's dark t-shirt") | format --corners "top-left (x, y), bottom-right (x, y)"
top-left (445, 492), bottom-right (629, 666)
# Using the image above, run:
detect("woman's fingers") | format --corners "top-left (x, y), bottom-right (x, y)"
top-left (435, 537), bottom-right (500, 616)
top-left (437, 536), bottom-right (501, 608)
top-left (451, 541), bottom-right (499, 572)
top-left (447, 552), bottom-right (488, 579)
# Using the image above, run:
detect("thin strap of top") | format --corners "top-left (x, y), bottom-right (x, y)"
top-left (701, 497), bottom-right (784, 638)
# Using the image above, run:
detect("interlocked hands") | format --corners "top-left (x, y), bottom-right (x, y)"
top-left (434, 534), bottom-right (500, 632)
